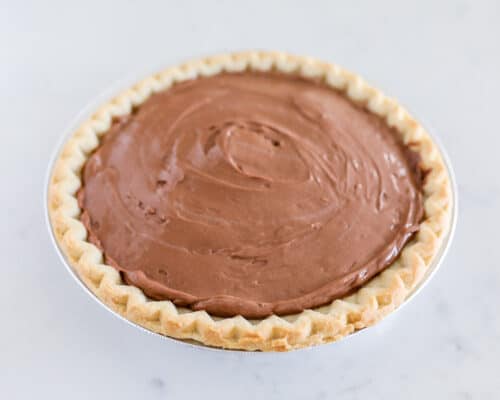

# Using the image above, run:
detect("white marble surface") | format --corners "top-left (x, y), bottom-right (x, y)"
top-left (2, 0), bottom-right (499, 398)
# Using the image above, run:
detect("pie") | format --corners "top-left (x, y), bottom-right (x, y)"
top-left (48, 52), bottom-right (453, 351)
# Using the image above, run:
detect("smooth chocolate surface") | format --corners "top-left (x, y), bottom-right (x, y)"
top-left (79, 72), bottom-right (423, 318)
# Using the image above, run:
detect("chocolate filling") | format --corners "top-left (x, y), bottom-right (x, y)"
top-left (78, 72), bottom-right (424, 318)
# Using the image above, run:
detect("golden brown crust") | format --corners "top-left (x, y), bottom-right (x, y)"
top-left (48, 51), bottom-right (453, 351)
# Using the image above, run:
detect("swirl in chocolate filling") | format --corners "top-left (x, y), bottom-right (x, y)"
top-left (79, 72), bottom-right (423, 318)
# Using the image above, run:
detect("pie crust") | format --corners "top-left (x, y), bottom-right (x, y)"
top-left (48, 51), bottom-right (453, 351)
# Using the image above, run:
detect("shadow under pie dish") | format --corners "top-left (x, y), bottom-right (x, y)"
top-left (48, 52), bottom-right (453, 351)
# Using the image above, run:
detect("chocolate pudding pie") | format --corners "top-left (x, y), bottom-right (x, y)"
top-left (49, 52), bottom-right (452, 351)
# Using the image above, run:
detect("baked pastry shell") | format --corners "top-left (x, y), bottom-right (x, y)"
top-left (46, 52), bottom-right (456, 351)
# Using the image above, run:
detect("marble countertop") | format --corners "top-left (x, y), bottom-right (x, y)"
top-left (2, 1), bottom-right (499, 398)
